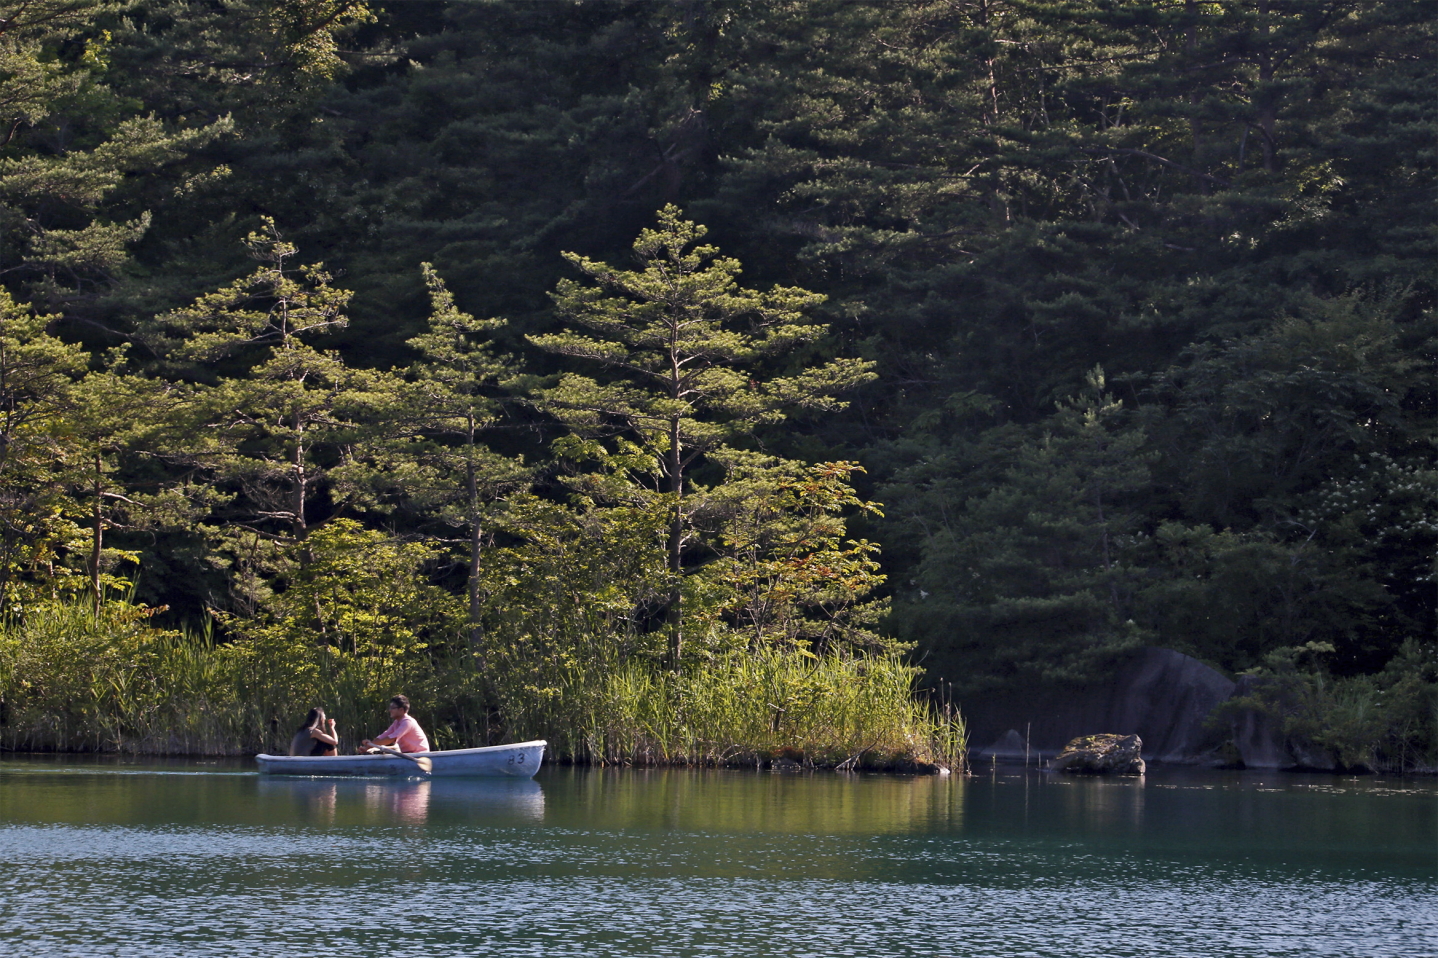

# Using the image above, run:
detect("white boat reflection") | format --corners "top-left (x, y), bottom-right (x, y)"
top-left (256, 775), bottom-right (545, 824)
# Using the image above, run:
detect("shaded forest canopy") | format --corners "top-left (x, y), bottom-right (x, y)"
top-left (0, 0), bottom-right (1432, 760)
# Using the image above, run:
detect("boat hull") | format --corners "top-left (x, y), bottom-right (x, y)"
top-left (255, 740), bottom-right (546, 778)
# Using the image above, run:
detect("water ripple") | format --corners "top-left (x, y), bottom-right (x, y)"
top-left (1, 763), bottom-right (1434, 957)
top-left (1, 823), bottom-right (1433, 957)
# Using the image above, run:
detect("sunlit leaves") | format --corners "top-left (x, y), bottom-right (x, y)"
top-left (0, 289), bottom-right (86, 603)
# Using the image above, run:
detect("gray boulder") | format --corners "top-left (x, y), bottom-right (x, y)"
top-left (1051, 733), bottom-right (1146, 774)
top-left (975, 728), bottom-right (1030, 763)
top-left (1229, 675), bottom-right (1339, 770)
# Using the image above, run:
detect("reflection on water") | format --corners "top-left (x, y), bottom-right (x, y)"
top-left (369, 779), bottom-right (429, 823)
top-left (252, 776), bottom-right (546, 826)
top-left (1042, 771), bottom-right (1147, 834)
top-left (0, 759), bottom-right (1433, 958)
top-left (536, 766), bottom-right (964, 836)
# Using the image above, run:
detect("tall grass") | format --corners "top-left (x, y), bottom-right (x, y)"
top-left (0, 597), bottom-right (433, 755)
top-left (0, 594), bottom-right (966, 770)
top-left (0, 599), bottom-right (229, 753)
top-left (494, 648), bottom-right (965, 770)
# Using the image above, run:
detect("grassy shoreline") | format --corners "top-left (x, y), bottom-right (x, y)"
top-left (0, 597), bottom-right (966, 773)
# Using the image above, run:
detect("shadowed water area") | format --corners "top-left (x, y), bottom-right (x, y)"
top-left (0, 757), bottom-right (1434, 957)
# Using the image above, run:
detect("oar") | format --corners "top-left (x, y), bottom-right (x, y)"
top-left (375, 744), bottom-right (433, 774)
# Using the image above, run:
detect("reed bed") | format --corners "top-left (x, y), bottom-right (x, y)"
top-left (494, 648), bottom-right (966, 770)
top-left (0, 596), bottom-right (966, 771)
top-left (13, 589), bottom-right (1433, 773)
top-left (0, 598), bottom-right (438, 755)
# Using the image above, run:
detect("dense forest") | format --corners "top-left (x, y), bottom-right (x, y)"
top-left (0, 0), bottom-right (1432, 768)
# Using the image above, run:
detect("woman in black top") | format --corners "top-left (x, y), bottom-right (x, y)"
top-left (288, 707), bottom-right (340, 756)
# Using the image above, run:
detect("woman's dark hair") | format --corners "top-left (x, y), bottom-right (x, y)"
top-left (298, 707), bottom-right (325, 732)
top-left (388, 695), bottom-right (410, 711)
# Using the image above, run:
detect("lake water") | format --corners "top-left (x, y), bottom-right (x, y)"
top-left (0, 757), bottom-right (1433, 957)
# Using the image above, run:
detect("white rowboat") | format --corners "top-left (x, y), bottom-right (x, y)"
top-left (255, 740), bottom-right (546, 778)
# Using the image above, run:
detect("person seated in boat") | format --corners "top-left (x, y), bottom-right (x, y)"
top-left (289, 707), bottom-right (340, 757)
top-left (358, 695), bottom-right (431, 754)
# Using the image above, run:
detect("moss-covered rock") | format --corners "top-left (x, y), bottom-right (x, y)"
top-left (1051, 733), bottom-right (1145, 774)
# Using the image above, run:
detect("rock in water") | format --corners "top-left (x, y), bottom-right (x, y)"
top-left (962, 647), bottom-right (1236, 765)
top-left (1051, 734), bottom-right (1146, 774)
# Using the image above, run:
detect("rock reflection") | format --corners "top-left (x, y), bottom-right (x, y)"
top-left (1013, 770), bottom-right (1148, 835)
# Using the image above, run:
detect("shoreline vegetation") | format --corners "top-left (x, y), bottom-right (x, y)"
top-left (0, 2), bottom-right (1432, 776)
top-left (1, 205), bottom-right (965, 774)
top-left (0, 593), bottom-right (967, 773)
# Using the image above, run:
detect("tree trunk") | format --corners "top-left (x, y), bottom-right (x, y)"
top-left (466, 415), bottom-right (483, 647)
top-left (667, 413), bottom-right (684, 669)
top-left (979, 0), bottom-right (999, 126)
top-left (90, 450), bottom-right (103, 612)
top-left (1256, 1), bottom-right (1277, 172)
top-left (291, 418), bottom-right (308, 545)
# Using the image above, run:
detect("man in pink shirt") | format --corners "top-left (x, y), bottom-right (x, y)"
top-left (359, 695), bottom-right (432, 753)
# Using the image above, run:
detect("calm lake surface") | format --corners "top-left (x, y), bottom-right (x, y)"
top-left (0, 757), bottom-right (1433, 957)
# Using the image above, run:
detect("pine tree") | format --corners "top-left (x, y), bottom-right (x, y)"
top-left (530, 205), bottom-right (875, 663)
top-left (146, 220), bottom-right (382, 613)
top-left (64, 354), bottom-right (200, 609)
top-left (0, 1), bottom-right (232, 319)
top-left (346, 264), bottom-right (530, 642)
top-left (886, 366), bottom-right (1153, 690)
top-left (0, 290), bottom-right (86, 604)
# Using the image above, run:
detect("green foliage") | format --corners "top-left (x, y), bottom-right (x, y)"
top-left (460, 481), bottom-right (948, 767)
top-left (0, 588), bottom-right (459, 755)
top-left (886, 367), bottom-right (1152, 689)
top-left (0, 289), bottom-right (86, 603)
top-left (533, 205), bottom-right (870, 471)
top-left (1140, 292), bottom-right (1436, 672)
top-left (0, 584), bottom-right (963, 770)
top-left (0, 1), bottom-right (1431, 767)
top-left (493, 647), bottom-right (963, 771)
top-left (0, 1), bottom-right (233, 316)
top-left (347, 264), bottom-right (529, 633)
top-left (63, 357), bottom-right (201, 606)
top-left (144, 222), bottom-right (398, 611)
top-left (692, 455), bottom-right (891, 656)
top-left (232, 519), bottom-right (459, 661)
top-left (108, 0), bottom-right (375, 121)
top-left (1219, 640), bottom-right (1438, 772)
top-left (532, 206), bottom-right (876, 662)
top-left (1145, 293), bottom-right (1427, 528)
top-left (0, 593), bottom-right (199, 752)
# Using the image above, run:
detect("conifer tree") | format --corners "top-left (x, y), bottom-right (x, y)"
top-left (886, 367), bottom-right (1153, 689)
top-left (148, 220), bottom-right (382, 613)
top-left (0, 290), bottom-right (86, 605)
top-left (106, 0), bottom-right (375, 125)
top-left (531, 206), bottom-right (875, 663)
top-left (65, 355), bottom-right (199, 609)
top-left (347, 265), bottom-right (530, 641)
top-left (0, 1), bottom-right (232, 316)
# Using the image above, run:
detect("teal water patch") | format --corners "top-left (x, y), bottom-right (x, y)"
top-left (1, 759), bottom-right (1433, 957)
